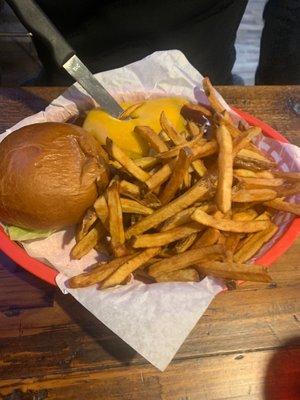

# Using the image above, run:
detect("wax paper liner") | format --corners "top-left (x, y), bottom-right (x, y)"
top-left (1, 50), bottom-right (299, 370)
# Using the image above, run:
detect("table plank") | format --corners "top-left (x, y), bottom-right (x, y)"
top-left (0, 86), bottom-right (299, 400)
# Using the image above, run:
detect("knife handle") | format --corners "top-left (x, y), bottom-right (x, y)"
top-left (7, 0), bottom-right (74, 67)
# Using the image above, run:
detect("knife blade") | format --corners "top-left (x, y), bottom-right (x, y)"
top-left (7, 0), bottom-right (124, 118)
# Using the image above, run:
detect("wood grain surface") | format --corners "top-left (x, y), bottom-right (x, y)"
top-left (0, 86), bottom-right (299, 400)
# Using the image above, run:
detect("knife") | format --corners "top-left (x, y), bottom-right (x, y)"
top-left (7, 0), bottom-right (124, 118)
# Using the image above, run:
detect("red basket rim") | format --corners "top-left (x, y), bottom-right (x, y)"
top-left (0, 107), bottom-right (299, 286)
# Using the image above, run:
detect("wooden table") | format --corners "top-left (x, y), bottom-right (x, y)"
top-left (0, 86), bottom-right (299, 400)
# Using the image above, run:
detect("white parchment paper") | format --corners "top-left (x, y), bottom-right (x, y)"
top-left (1, 50), bottom-right (300, 370)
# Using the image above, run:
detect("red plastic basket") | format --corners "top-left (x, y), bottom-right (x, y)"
top-left (1, 108), bottom-right (300, 286)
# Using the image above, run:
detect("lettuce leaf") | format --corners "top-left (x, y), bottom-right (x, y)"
top-left (5, 225), bottom-right (54, 241)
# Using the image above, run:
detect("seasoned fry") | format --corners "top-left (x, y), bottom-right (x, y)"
top-left (107, 180), bottom-right (126, 257)
top-left (234, 169), bottom-right (275, 179)
top-left (144, 162), bottom-right (174, 191)
top-left (106, 138), bottom-right (150, 182)
top-left (237, 177), bottom-right (284, 188)
top-left (264, 198), bottom-right (300, 216)
top-left (76, 208), bottom-right (97, 242)
top-left (232, 188), bottom-right (277, 202)
top-left (192, 228), bottom-right (220, 248)
top-left (68, 255), bottom-right (134, 288)
top-left (126, 177), bottom-right (213, 239)
top-left (202, 77), bottom-right (226, 113)
top-left (148, 244), bottom-right (223, 277)
top-left (155, 268), bottom-right (199, 282)
top-left (161, 206), bottom-right (197, 231)
top-left (175, 233), bottom-right (198, 253)
top-left (120, 198), bottom-right (153, 215)
top-left (71, 222), bottom-right (105, 259)
top-left (101, 247), bottom-right (161, 289)
top-left (192, 159), bottom-right (207, 177)
top-left (191, 209), bottom-right (269, 233)
top-left (119, 101), bottom-right (144, 119)
top-left (197, 261), bottom-right (272, 283)
top-left (119, 180), bottom-right (140, 197)
top-left (225, 233), bottom-right (243, 255)
top-left (134, 126), bottom-right (169, 153)
top-left (160, 111), bottom-right (186, 145)
top-left (134, 156), bottom-right (159, 170)
top-left (132, 222), bottom-right (203, 248)
top-left (94, 195), bottom-right (108, 227)
top-left (232, 127), bottom-right (261, 157)
top-left (160, 147), bottom-right (192, 204)
top-left (216, 124), bottom-right (233, 213)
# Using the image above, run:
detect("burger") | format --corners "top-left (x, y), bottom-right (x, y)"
top-left (0, 122), bottom-right (109, 231)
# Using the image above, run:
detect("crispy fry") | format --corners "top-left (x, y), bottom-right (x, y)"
top-left (134, 156), bottom-right (159, 170)
top-left (175, 233), bottom-right (198, 253)
top-left (134, 126), bottom-right (169, 153)
top-left (156, 136), bottom-right (207, 159)
top-left (232, 188), bottom-right (277, 202)
top-left (238, 148), bottom-right (274, 163)
top-left (119, 180), bottom-right (140, 197)
top-left (202, 77), bottom-right (226, 113)
top-left (76, 208), bottom-right (97, 242)
top-left (232, 209), bottom-right (258, 221)
top-left (155, 268), bottom-right (199, 282)
top-left (272, 171), bottom-right (300, 182)
top-left (142, 192), bottom-right (162, 208)
top-left (234, 156), bottom-right (274, 171)
top-left (216, 124), bottom-right (233, 213)
top-left (232, 127), bottom-right (261, 157)
top-left (148, 244), bottom-right (223, 277)
top-left (264, 198), bottom-right (300, 216)
top-left (190, 140), bottom-right (218, 161)
top-left (191, 209), bottom-right (269, 233)
top-left (192, 159), bottom-right (207, 177)
top-left (132, 222), bottom-right (203, 248)
top-left (181, 102), bottom-right (212, 119)
top-left (94, 195), bottom-right (108, 227)
top-left (68, 255), bottom-right (134, 288)
top-left (106, 138), bottom-right (150, 182)
top-left (144, 162), bottom-right (174, 191)
top-left (192, 228), bottom-right (220, 248)
top-left (161, 206), bottom-right (197, 231)
top-left (197, 261), bottom-right (272, 283)
top-left (234, 169), bottom-right (275, 179)
top-left (107, 180), bottom-right (126, 257)
top-left (101, 247), bottom-right (161, 289)
top-left (126, 177), bottom-right (213, 239)
top-left (160, 147), bottom-right (192, 204)
top-left (120, 198), bottom-right (153, 215)
top-left (225, 233), bottom-right (243, 255)
top-left (275, 182), bottom-right (300, 197)
top-left (187, 121), bottom-right (203, 138)
top-left (119, 102), bottom-right (144, 119)
top-left (71, 222), bottom-right (105, 260)
top-left (234, 223), bottom-right (278, 263)
top-left (160, 111), bottom-right (186, 145)
top-left (183, 170), bottom-right (192, 189)
top-left (237, 177), bottom-right (284, 188)
top-left (214, 113), bottom-right (241, 138)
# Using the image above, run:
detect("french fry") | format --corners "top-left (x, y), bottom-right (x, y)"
top-left (126, 177), bottom-right (213, 239)
top-left (181, 102), bottom-right (212, 119)
top-left (134, 156), bottom-right (159, 170)
top-left (183, 170), bottom-right (192, 189)
top-left (160, 111), bottom-right (186, 145)
top-left (192, 159), bottom-right (207, 177)
top-left (234, 156), bottom-right (274, 171)
top-left (232, 209), bottom-right (258, 221)
top-left (161, 206), bottom-right (197, 231)
top-left (264, 198), bottom-right (300, 216)
top-left (94, 195), bottom-right (108, 227)
top-left (202, 77), bottom-right (226, 114)
top-left (132, 222), bottom-right (203, 248)
top-left (119, 102), bottom-right (144, 119)
top-left (120, 198), bottom-right (153, 215)
top-left (107, 180), bottom-right (126, 257)
top-left (190, 140), bottom-right (218, 161)
top-left (191, 209), bottom-right (270, 233)
top-left (216, 124), bottom-right (233, 213)
top-left (155, 268), bottom-right (199, 283)
top-left (187, 121), bottom-right (203, 138)
top-left (214, 113), bottom-right (241, 138)
top-left (197, 261), bottom-right (272, 283)
top-left (119, 180), bottom-right (140, 197)
top-left (272, 171), bottom-right (300, 182)
top-left (234, 223), bottom-right (278, 263)
top-left (148, 244), bottom-right (223, 277)
top-left (156, 135), bottom-right (207, 159)
top-left (237, 177), bottom-right (284, 189)
top-left (175, 233), bottom-right (198, 253)
top-left (144, 162), bottom-right (174, 191)
top-left (232, 127), bottom-right (261, 157)
top-left (238, 148), bottom-right (274, 163)
top-left (68, 255), bottom-right (134, 288)
top-left (71, 222), bottom-right (105, 259)
top-left (160, 147), bottom-right (192, 204)
top-left (275, 182), bottom-right (300, 197)
top-left (192, 228), bottom-right (220, 248)
top-left (76, 208), bottom-right (98, 242)
top-left (232, 188), bottom-right (277, 202)
top-left (134, 126), bottom-right (169, 153)
top-left (225, 233), bottom-right (243, 255)
top-left (142, 192), bottom-right (162, 208)
top-left (106, 138), bottom-right (150, 182)
top-left (101, 247), bottom-right (161, 289)
top-left (234, 169), bottom-right (275, 179)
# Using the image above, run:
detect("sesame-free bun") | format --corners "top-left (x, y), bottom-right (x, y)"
top-left (0, 122), bottom-right (108, 230)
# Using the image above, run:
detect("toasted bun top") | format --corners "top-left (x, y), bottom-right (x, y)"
top-left (0, 122), bottom-right (108, 230)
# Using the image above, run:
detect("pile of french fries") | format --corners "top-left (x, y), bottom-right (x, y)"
top-left (68, 78), bottom-right (300, 290)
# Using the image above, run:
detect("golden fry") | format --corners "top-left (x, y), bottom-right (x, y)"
top-left (234, 156), bottom-right (275, 171)
top-left (156, 136), bottom-right (206, 159)
top-left (132, 222), bottom-right (203, 248)
top-left (192, 228), bottom-right (220, 248)
top-left (190, 140), bottom-right (218, 161)
top-left (119, 180), bottom-right (140, 197)
top-left (119, 102), bottom-right (144, 119)
top-left (76, 208), bottom-right (97, 242)
top-left (237, 177), bottom-right (284, 189)
top-left (94, 195), bottom-right (108, 227)
top-left (71, 222), bottom-right (105, 260)
top-left (160, 147), bottom-right (192, 204)
top-left (216, 124), bottom-right (233, 213)
top-left (134, 125), bottom-right (169, 153)
top-left (187, 121), bottom-right (203, 138)
top-left (202, 77), bottom-right (226, 113)
top-left (144, 162), bottom-right (173, 191)
top-left (161, 206), bottom-right (197, 231)
top-left (232, 127), bottom-right (261, 157)
top-left (101, 247), bottom-right (161, 289)
top-left (232, 188), bottom-right (277, 202)
top-left (160, 111), bottom-right (186, 145)
top-left (192, 159), bottom-right (207, 177)
top-left (234, 169), bottom-right (275, 179)
top-left (148, 244), bottom-right (223, 277)
top-left (106, 138), bottom-right (150, 182)
top-left (238, 148), bottom-right (274, 163)
top-left (175, 233), bottom-right (198, 253)
top-left (214, 113), bottom-right (241, 138)
top-left (120, 198), bottom-right (153, 215)
top-left (134, 156), bottom-right (159, 170)
top-left (276, 182), bottom-right (300, 197)
top-left (197, 261), bottom-right (272, 283)
top-left (181, 102), bottom-right (212, 119)
top-left (155, 268), bottom-right (199, 283)
top-left (272, 171), bottom-right (300, 182)
top-left (191, 209), bottom-right (270, 233)
top-left (232, 209), bottom-right (258, 221)
top-left (264, 198), bottom-right (300, 216)
top-left (107, 180), bottom-right (126, 257)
